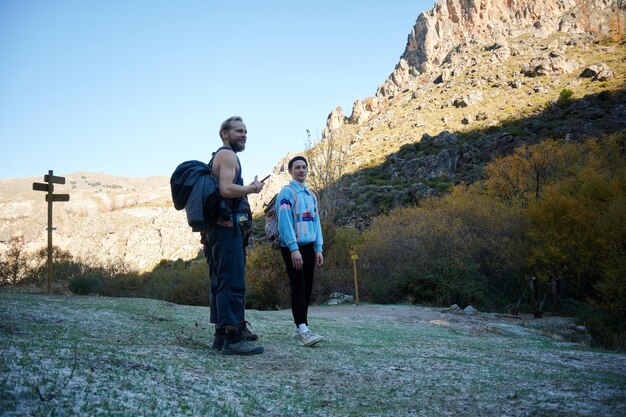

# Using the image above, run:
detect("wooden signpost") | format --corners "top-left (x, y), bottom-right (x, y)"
top-left (351, 248), bottom-right (360, 305)
top-left (32, 170), bottom-right (70, 294)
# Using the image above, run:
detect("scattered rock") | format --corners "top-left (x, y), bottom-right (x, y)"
top-left (489, 43), bottom-right (511, 62)
top-left (327, 292), bottom-right (354, 305)
top-left (580, 64), bottom-right (614, 81)
top-left (421, 131), bottom-right (458, 147)
top-left (453, 91), bottom-right (484, 108)
top-left (524, 52), bottom-right (579, 77)
top-left (463, 305), bottom-right (477, 314)
top-left (408, 183), bottom-right (438, 203)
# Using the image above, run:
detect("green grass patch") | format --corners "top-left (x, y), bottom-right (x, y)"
top-left (1, 294), bottom-right (625, 416)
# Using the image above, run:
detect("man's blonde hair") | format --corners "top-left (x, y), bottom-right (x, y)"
top-left (219, 116), bottom-right (243, 137)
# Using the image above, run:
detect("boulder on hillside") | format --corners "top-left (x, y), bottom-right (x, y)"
top-left (414, 149), bottom-right (461, 180)
top-left (453, 91), bottom-right (484, 108)
top-left (487, 42), bottom-right (511, 62)
top-left (421, 131), bottom-right (458, 147)
top-left (580, 64), bottom-right (614, 81)
top-left (524, 51), bottom-right (579, 77)
top-left (408, 183), bottom-right (438, 203)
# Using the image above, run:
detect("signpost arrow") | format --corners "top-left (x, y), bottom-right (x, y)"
top-left (32, 182), bottom-right (51, 192)
top-left (44, 174), bottom-right (66, 184)
top-left (46, 194), bottom-right (70, 202)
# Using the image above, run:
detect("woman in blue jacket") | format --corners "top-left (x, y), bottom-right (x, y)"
top-left (276, 156), bottom-right (325, 347)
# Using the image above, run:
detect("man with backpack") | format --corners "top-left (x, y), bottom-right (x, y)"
top-left (204, 116), bottom-right (265, 355)
top-left (276, 156), bottom-right (325, 347)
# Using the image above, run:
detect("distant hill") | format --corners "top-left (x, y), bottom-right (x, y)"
top-left (0, 173), bottom-right (198, 271)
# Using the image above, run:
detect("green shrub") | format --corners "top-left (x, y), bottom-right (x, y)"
top-left (169, 262), bottom-right (209, 306)
top-left (576, 302), bottom-right (625, 351)
top-left (314, 227), bottom-right (362, 302)
top-left (366, 258), bottom-right (489, 307)
top-left (426, 176), bottom-right (454, 193)
top-left (149, 260), bottom-right (188, 294)
top-left (426, 259), bottom-right (490, 308)
top-left (557, 88), bottom-right (574, 107)
top-left (103, 273), bottom-right (145, 298)
top-left (359, 189), bottom-right (529, 310)
top-left (245, 244), bottom-right (289, 310)
top-left (366, 177), bottom-right (390, 186)
top-left (69, 274), bottom-right (104, 295)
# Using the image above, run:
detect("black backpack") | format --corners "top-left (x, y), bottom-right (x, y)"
top-left (170, 147), bottom-right (250, 232)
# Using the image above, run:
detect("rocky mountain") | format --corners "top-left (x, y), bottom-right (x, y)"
top-left (1, 0), bottom-right (624, 271)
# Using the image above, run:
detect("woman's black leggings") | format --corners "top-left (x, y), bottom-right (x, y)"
top-left (280, 243), bottom-right (316, 327)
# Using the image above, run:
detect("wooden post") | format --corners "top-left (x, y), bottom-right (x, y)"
top-left (551, 277), bottom-right (560, 313)
top-left (47, 170), bottom-right (53, 294)
top-left (531, 276), bottom-right (542, 318)
top-left (351, 248), bottom-right (360, 305)
top-left (32, 170), bottom-right (69, 294)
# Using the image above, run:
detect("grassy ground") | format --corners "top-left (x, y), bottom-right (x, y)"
top-left (1, 293), bottom-right (625, 416)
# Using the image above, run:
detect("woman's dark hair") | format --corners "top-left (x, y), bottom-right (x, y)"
top-left (288, 156), bottom-right (307, 169)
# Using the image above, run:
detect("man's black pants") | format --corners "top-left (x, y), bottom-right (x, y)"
top-left (205, 225), bottom-right (245, 328)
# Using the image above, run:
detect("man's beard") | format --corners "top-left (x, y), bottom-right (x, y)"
top-left (228, 138), bottom-right (245, 153)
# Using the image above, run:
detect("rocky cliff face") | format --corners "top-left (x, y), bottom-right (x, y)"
top-left (1, 0), bottom-right (624, 271)
top-left (402, 0), bottom-right (614, 72)
top-left (356, 0), bottom-right (623, 123)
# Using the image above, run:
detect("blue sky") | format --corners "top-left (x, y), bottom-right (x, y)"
top-left (0, 0), bottom-right (433, 181)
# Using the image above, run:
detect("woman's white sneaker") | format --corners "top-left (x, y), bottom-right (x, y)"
top-left (300, 331), bottom-right (324, 347)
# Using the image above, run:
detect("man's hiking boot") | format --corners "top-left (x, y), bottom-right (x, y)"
top-left (239, 320), bottom-right (258, 341)
top-left (221, 330), bottom-right (264, 356)
top-left (300, 331), bottom-right (324, 347)
top-left (212, 328), bottom-right (226, 351)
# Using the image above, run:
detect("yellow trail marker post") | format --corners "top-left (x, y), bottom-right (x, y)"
top-left (351, 248), bottom-right (360, 305)
top-left (32, 170), bottom-right (70, 294)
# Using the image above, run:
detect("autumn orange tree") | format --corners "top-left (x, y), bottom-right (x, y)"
top-left (358, 187), bottom-right (529, 309)
top-left (525, 134), bottom-right (625, 347)
top-left (483, 133), bottom-right (625, 348)
top-left (483, 139), bottom-right (583, 205)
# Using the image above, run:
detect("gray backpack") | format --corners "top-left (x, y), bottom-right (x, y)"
top-left (264, 185), bottom-right (298, 249)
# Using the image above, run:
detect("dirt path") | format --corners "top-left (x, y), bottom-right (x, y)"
top-left (309, 303), bottom-right (589, 343)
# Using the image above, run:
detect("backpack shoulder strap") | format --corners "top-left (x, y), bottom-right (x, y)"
top-left (287, 184), bottom-right (298, 202)
top-left (208, 146), bottom-right (244, 219)
top-left (287, 184), bottom-right (301, 240)
top-left (208, 146), bottom-right (233, 175)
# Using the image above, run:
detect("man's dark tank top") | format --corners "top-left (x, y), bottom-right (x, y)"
top-left (208, 146), bottom-right (246, 215)
top-left (208, 146), bottom-right (243, 185)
